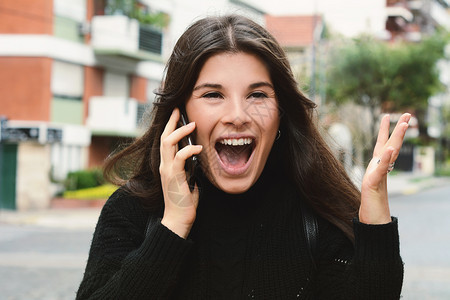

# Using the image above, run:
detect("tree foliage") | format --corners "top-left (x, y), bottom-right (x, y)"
top-left (104, 0), bottom-right (169, 28)
top-left (326, 32), bottom-right (448, 140)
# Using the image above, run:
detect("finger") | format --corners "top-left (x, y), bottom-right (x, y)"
top-left (161, 108), bottom-right (180, 140)
top-left (160, 109), bottom-right (183, 163)
top-left (398, 112), bottom-right (411, 124)
top-left (389, 113), bottom-right (410, 144)
top-left (373, 114), bottom-right (391, 156)
top-left (163, 121), bottom-right (196, 149)
top-left (173, 145), bottom-right (203, 171)
top-left (388, 124), bottom-right (408, 162)
top-left (385, 114), bottom-right (410, 161)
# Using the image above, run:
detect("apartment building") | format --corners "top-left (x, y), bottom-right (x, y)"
top-left (0, 0), bottom-right (165, 209)
top-left (386, 0), bottom-right (450, 41)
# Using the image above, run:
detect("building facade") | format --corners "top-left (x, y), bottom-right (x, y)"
top-left (0, 0), bottom-right (165, 209)
top-left (386, 0), bottom-right (450, 41)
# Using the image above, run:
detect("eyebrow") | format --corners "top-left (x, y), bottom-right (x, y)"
top-left (193, 81), bottom-right (274, 91)
top-left (249, 81), bottom-right (274, 90)
top-left (193, 83), bottom-right (222, 91)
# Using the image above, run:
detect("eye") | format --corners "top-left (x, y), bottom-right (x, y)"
top-left (202, 92), bottom-right (222, 99)
top-left (248, 92), bottom-right (268, 99)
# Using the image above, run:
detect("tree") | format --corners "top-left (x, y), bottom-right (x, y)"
top-left (326, 33), bottom-right (448, 161)
top-left (389, 34), bottom-right (448, 136)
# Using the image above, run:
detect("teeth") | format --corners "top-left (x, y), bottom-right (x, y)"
top-left (219, 138), bottom-right (253, 146)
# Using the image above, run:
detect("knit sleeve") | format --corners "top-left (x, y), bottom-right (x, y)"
top-left (76, 191), bottom-right (193, 299)
top-left (313, 217), bottom-right (404, 300)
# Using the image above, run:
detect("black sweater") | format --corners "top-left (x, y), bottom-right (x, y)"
top-left (76, 176), bottom-right (404, 299)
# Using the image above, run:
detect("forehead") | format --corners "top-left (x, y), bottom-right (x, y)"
top-left (195, 52), bottom-right (272, 85)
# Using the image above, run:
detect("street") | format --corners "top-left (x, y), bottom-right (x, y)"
top-left (0, 226), bottom-right (93, 299)
top-left (390, 184), bottom-right (450, 299)
top-left (0, 184), bottom-right (449, 299)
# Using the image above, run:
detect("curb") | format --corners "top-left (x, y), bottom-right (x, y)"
top-left (0, 207), bottom-right (101, 229)
top-left (388, 176), bottom-right (450, 198)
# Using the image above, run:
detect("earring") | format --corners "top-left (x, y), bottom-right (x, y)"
top-left (276, 130), bottom-right (281, 140)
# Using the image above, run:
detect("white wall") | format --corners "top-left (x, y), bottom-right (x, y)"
top-left (91, 15), bottom-right (140, 52)
top-left (54, 0), bottom-right (86, 22)
top-left (103, 72), bottom-right (130, 97)
top-left (51, 143), bottom-right (88, 181)
top-left (16, 143), bottom-right (52, 210)
top-left (87, 96), bottom-right (139, 134)
top-left (141, 0), bottom-right (265, 59)
top-left (246, 0), bottom-right (386, 37)
top-left (51, 61), bottom-right (84, 97)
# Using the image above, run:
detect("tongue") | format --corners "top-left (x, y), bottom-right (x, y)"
top-left (218, 145), bottom-right (251, 167)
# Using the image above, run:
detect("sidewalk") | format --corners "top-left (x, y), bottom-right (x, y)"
top-left (388, 172), bottom-right (450, 197)
top-left (1, 173), bottom-right (449, 229)
top-left (0, 207), bottom-right (101, 230)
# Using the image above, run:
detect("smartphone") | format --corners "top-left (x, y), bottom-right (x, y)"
top-left (178, 107), bottom-right (198, 191)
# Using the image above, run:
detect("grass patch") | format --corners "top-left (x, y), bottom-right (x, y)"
top-left (435, 167), bottom-right (450, 177)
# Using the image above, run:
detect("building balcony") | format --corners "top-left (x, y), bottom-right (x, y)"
top-left (90, 15), bottom-right (163, 61)
top-left (86, 96), bottom-right (146, 137)
top-left (386, 5), bottom-right (414, 22)
top-left (386, 2), bottom-right (414, 35)
top-left (407, 0), bottom-right (423, 10)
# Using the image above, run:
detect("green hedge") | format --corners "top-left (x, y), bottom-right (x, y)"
top-left (65, 168), bottom-right (104, 191)
top-left (436, 161), bottom-right (450, 177)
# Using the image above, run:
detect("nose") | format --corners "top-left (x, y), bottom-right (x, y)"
top-left (221, 97), bottom-right (252, 128)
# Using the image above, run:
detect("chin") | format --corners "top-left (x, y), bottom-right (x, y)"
top-left (213, 176), bottom-right (255, 194)
top-left (202, 162), bottom-right (262, 194)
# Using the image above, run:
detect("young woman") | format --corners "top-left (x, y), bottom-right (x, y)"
top-left (77, 15), bottom-right (407, 299)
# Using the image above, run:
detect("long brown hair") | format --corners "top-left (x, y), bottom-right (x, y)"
top-left (104, 15), bottom-right (360, 241)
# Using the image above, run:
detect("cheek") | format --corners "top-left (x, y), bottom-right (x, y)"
top-left (195, 126), bottom-right (211, 145)
top-left (249, 103), bottom-right (280, 134)
top-left (190, 112), bottom-right (216, 144)
top-left (186, 102), bottom-right (210, 139)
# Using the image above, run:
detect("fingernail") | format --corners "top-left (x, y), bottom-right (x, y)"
top-left (188, 122), bottom-right (195, 127)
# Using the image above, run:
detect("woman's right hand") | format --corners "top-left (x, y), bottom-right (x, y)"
top-left (159, 108), bottom-right (203, 239)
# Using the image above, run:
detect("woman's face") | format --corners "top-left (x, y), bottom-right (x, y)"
top-left (185, 52), bottom-right (280, 194)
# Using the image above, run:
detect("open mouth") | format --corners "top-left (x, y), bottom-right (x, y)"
top-left (214, 137), bottom-right (256, 175)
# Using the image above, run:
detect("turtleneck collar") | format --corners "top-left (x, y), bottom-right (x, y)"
top-left (194, 167), bottom-right (277, 230)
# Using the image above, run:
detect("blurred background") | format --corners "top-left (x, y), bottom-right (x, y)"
top-left (0, 0), bottom-right (449, 299)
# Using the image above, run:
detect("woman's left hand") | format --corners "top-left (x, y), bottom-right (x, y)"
top-left (359, 113), bottom-right (411, 224)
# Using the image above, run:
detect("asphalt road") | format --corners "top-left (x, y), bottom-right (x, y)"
top-left (0, 185), bottom-right (449, 299)
top-left (390, 184), bottom-right (450, 299)
top-left (0, 226), bottom-right (92, 300)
